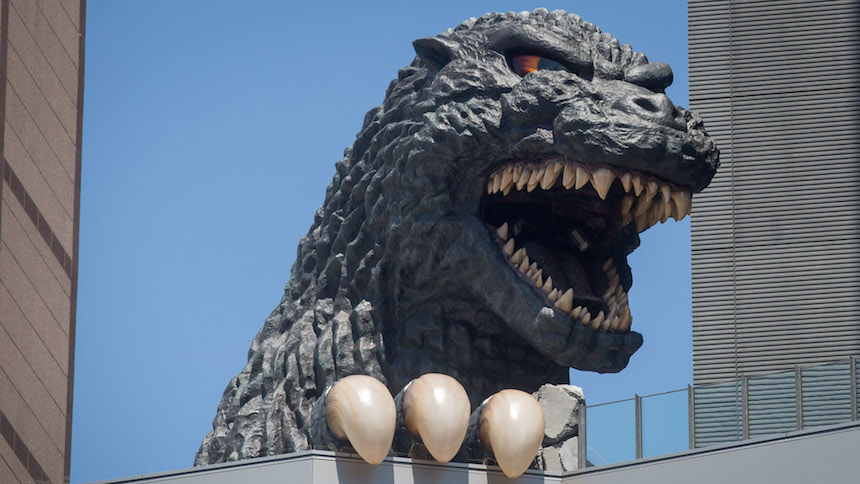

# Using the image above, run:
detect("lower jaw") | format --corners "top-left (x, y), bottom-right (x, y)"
top-left (493, 222), bottom-right (633, 333)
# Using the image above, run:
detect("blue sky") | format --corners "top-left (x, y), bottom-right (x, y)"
top-left (72, 1), bottom-right (690, 482)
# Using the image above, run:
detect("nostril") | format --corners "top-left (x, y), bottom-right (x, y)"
top-left (614, 93), bottom-right (686, 131)
top-left (633, 97), bottom-right (658, 113)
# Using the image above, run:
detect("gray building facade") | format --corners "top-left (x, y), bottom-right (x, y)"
top-left (688, 0), bottom-right (860, 386)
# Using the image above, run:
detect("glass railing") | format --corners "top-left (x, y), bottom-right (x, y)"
top-left (582, 398), bottom-right (636, 466)
top-left (641, 388), bottom-right (689, 457)
top-left (582, 356), bottom-right (859, 467)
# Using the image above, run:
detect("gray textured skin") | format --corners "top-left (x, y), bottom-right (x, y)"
top-left (195, 9), bottom-right (718, 465)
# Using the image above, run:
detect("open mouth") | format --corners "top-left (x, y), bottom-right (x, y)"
top-left (480, 155), bottom-right (692, 333)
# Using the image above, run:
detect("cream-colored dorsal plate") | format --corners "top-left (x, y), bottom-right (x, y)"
top-left (402, 373), bottom-right (471, 462)
top-left (478, 389), bottom-right (545, 478)
top-left (325, 374), bottom-right (396, 465)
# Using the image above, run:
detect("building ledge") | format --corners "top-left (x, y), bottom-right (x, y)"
top-left (90, 421), bottom-right (860, 484)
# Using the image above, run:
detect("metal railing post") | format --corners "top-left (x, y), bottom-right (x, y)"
top-left (850, 356), bottom-right (857, 422)
top-left (795, 365), bottom-right (804, 430)
top-left (578, 403), bottom-right (587, 468)
top-left (634, 393), bottom-right (642, 459)
top-left (741, 376), bottom-right (749, 440)
top-left (688, 384), bottom-right (695, 450)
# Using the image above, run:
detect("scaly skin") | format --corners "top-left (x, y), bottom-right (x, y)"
top-left (195, 8), bottom-right (718, 465)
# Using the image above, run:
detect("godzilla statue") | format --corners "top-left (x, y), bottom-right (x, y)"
top-left (196, 8), bottom-right (718, 476)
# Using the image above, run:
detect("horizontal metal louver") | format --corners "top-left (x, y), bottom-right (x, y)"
top-left (693, 382), bottom-right (743, 447)
top-left (688, 0), bottom-right (860, 386)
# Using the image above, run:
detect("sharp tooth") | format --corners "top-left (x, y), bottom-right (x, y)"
top-left (562, 163), bottom-right (576, 189)
top-left (619, 306), bottom-right (632, 331)
top-left (671, 189), bottom-right (692, 221)
top-left (572, 306), bottom-right (583, 319)
top-left (609, 273), bottom-right (620, 288)
top-left (518, 256), bottom-right (529, 272)
top-left (525, 266), bottom-right (537, 279)
top-left (659, 186), bottom-right (672, 222)
top-left (325, 375), bottom-right (396, 465)
top-left (635, 211), bottom-right (649, 232)
top-left (516, 168), bottom-right (531, 191)
top-left (511, 248), bottom-right (525, 264)
top-left (528, 262), bottom-right (537, 272)
top-left (527, 167), bottom-right (545, 192)
top-left (541, 162), bottom-right (563, 189)
top-left (608, 315), bottom-right (621, 331)
top-left (605, 260), bottom-right (616, 274)
top-left (606, 296), bottom-right (617, 309)
top-left (579, 310), bottom-right (591, 324)
top-left (616, 285), bottom-right (625, 298)
top-left (548, 288), bottom-right (559, 301)
top-left (602, 259), bottom-right (613, 271)
top-left (650, 202), bottom-right (666, 225)
top-left (607, 302), bottom-right (618, 317)
top-left (622, 213), bottom-right (633, 226)
top-left (603, 287), bottom-right (614, 300)
top-left (492, 173), bottom-right (502, 194)
top-left (400, 374), bottom-right (471, 463)
top-left (500, 167), bottom-right (514, 193)
top-left (478, 390), bottom-right (545, 479)
top-left (667, 196), bottom-right (680, 222)
top-left (574, 166), bottom-right (590, 190)
top-left (632, 198), bottom-right (651, 217)
top-left (502, 238), bottom-right (515, 255)
top-left (487, 180), bottom-right (493, 195)
top-left (599, 314), bottom-right (612, 331)
top-left (631, 174), bottom-right (644, 195)
top-left (634, 186), bottom-right (657, 215)
top-left (660, 184), bottom-right (671, 204)
top-left (496, 223), bottom-right (509, 240)
top-left (621, 195), bottom-right (634, 216)
top-left (542, 276), bottom-right (553, 292)
top-left (534, 274), bottom-right (543, 287)
top-left (502, 184), bottom-right (513, 196)
top-left (590, 167), bottom-right (615, 200)
top-left (620, 171), bottom-right (633, 192)
top-left (634, 181), bottom-right (658, 216)
top-left (590, 311), bottom-right (605, 329)
top-left (634, 181), bottom-right (657, 215)
top-left (645, 179), bottom-right (659, 201)
top-left (554, 289), bottom-right (573, 312)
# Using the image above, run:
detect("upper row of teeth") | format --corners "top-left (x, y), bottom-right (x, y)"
top-left (495, 223), bottom-right (633, 333)
top-left (487, 160), bottom-right (693, 232)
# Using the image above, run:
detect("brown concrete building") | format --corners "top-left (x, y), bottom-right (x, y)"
top-left (0, 0), bottom-right (85, 483)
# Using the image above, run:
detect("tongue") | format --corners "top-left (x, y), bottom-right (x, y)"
top-left (521, 240), bottom-right (603, 308)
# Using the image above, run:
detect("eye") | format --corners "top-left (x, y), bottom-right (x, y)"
top-left (510, 54), bottom-right (569, 77)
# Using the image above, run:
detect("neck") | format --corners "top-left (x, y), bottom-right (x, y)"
top-left (383, 313), bottom-right (569, 407)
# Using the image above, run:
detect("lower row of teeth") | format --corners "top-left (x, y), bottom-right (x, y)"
top-left (494, 223), bottom-right (632, 333)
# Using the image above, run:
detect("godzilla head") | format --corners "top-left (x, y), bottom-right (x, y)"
top-left (323, 10), bottom-right (718, 385)
top-left (195, 9), bottom-right (720, 466)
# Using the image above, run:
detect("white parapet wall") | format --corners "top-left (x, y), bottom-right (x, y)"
top-left (90, 421), bottom-right (860, 484)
